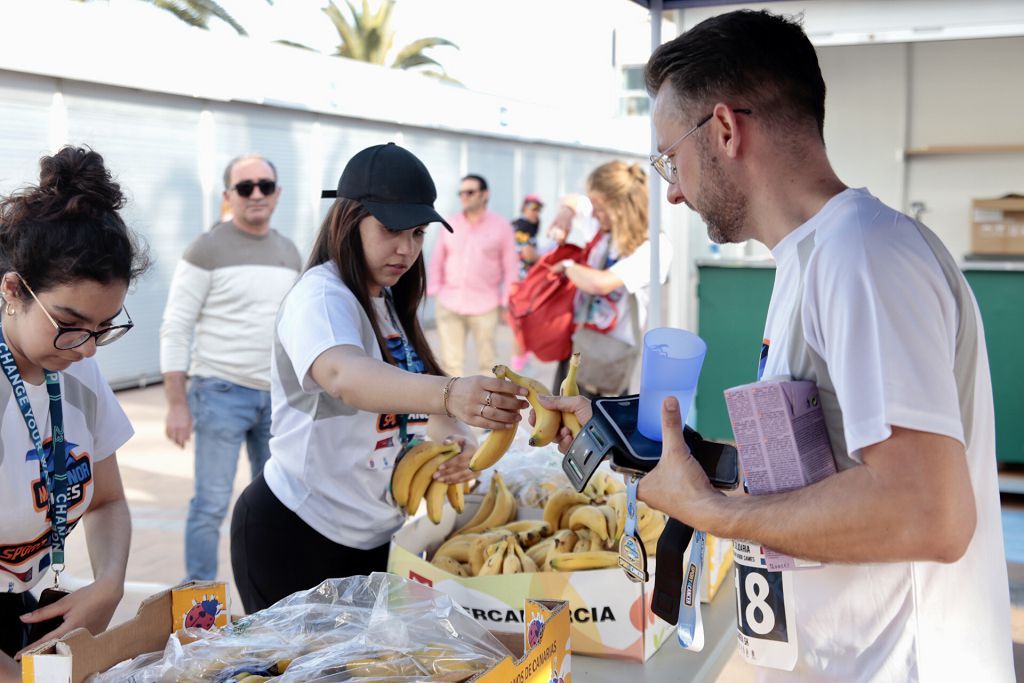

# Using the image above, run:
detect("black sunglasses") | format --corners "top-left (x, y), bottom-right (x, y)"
top-left (231, 179), bottom-right (277, 197)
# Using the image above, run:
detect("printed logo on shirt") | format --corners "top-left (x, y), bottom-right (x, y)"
top-left (375, 436), bottom-right (394, 451)
top-left (378, 333), bottom-right (430, 432)
top-left (758, 339), bottom-right (770, 381)
top-left (376, 411), bottom-right (429, 434)
top-left (584, 288), bottom-right (624, 334)
top-left (27, 440), bottom-right (92, 514)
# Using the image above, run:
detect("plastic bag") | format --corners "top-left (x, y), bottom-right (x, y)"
top-left (88, 573), bottom-right (510, 682)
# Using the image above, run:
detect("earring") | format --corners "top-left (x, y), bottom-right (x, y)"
top-left (4, 303), bottom-right (13, 317)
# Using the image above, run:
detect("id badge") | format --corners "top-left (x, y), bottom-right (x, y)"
top-left (733, 539), bottom-right (798, 671)
top-left (618, 475), bottom-right (649, 583)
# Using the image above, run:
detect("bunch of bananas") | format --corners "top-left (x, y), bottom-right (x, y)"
top-left (429, 471), bottom-right (669, 575)
top-left (318, 647), bottom-right (492, 681)
top-left (391, 440), bottom-right (467, 524)
top-left (469, 352), bottom-right (584, 472)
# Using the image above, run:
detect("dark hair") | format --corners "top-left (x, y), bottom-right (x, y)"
top-left (645, 10), bottom-right (826, 139)
top-left (462, 174), bottom-right (488, 192)
top-left (307, 199), bottom-right (444, 376)
top-left (0, 146), bottom-right (150, 297)
top-left (223, 154), bottom-right (278, 189)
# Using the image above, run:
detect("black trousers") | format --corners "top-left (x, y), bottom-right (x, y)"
top-left (0, 591), bottom-right (37, 657)
top-left (230, 473), bottom-right (390, 615)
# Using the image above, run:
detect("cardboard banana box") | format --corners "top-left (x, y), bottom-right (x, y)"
top-left (22, 581), bottom-right (572, 683)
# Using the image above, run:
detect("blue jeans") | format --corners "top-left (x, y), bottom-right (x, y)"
top-left (185, 376), bottom-right (272, 581)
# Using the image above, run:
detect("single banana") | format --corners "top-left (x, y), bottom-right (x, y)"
top-left (597, 504), bottom-right (618, 543)
top-left (431, 554), bottom-right (469, 576)
top-left (453, 474), bottom-right (499, 535)
top-left (495, 520), bottom-right (552, 536)
top-left (469, 530), bottom-right (510, 575)
top-left (406, 450), bottom-right (459, 516)
top-left (469, 426), bottom-right (517, 471)
top-left (607, 492), bottom-right (628, 542)
top-left (573, 528), bottom-right (592, 553)
top-left (391, 441), bottom-right (459, 508)
top-left (432, 535), bottom-right (475, 563)
top-left (502, 542), bottom-right (523, 574)
top-left (425, 479), bottom-right (449, 524)
top-left (549, 550), bottom-right (620, 572)
top-left (543, 487), bottom-right (591, 531)
top-left (560, 503), bottom-right (587, 530)
top-left (446, 481), bottom-right (465, 513)
top-left (640, 513), bottom-right (668, 548)
top-left (514, 540), bottom-right (539, 573)
top-left (478, 539), bottom-right (509, 576)
top-left (458, 472), bottom-right (516, 535)
top-left (569, 505), bottom-right (610, 542)
top-left (603, 472), bottom-right (626, 495)
top-left (559, 351), bottom-right (583, 437)
top-left (493, 364), bottom-right (561, 447)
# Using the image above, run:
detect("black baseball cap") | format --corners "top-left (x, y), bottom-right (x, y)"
top-left (322, 142), bottom-right (453, 232)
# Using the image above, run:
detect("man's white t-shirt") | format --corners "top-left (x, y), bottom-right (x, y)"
top-left (263, 263), bottom-right (430, 550)
top-left (751, 188), bottom-right (1013, 681)
top-left (577, 231), bottom-right (673, 347)
top-left (0, 358), bottom-right (133, 593)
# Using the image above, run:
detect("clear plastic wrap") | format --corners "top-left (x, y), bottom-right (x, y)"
top-left (489, 426), bottom-right (570, 508)
top-left (88, 573), bottom-right (510, 682)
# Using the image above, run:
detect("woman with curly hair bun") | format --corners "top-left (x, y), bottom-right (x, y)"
top-left (0, 146), bottom-right (149, 679)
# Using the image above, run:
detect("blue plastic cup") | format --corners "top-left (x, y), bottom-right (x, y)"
top-left (637, 327), bottom-right (707, 441)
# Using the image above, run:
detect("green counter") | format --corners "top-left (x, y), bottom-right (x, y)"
top-left (695, 260), bottom-right (1024, 464)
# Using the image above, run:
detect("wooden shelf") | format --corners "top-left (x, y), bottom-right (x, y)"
top-left (904, 144), bottom-right (1024, 158)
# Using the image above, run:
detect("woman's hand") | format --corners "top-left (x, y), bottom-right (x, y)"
top-left (448, 376), bottom-right (528, 430)
top-left (536, 395), bottom-right (593, 453)
top-left (547, 205), bottom-right (575, 244)
top-left (17, 576), bottom-right (124, 656)
top-left (434, 435), bottom-right (479, 485)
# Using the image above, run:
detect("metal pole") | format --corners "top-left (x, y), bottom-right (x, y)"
top-left (648, 0), bottom-right (663, 330)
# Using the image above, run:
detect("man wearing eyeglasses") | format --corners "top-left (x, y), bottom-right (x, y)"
top-left (160, 154), bottom-right (302, 582)
top-left (427, 174), bottom-right (518, 377)
top-left (623, 9), bottom-right (1012, 681)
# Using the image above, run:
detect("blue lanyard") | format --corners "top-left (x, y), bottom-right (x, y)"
top-left (0, 327), bottom-right (67, 576)
top-left (383, 289), bottom-right (418, 445)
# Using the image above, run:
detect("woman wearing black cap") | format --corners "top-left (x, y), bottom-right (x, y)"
top-left (229, 143), bottom-right (527, 612)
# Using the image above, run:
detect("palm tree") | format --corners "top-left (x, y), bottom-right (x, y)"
top-left (323, 0), bottom-right (459, 82)
top-left (73, 0), bottom-right (271, 36)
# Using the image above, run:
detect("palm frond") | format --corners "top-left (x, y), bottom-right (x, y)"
top-left (323, 0), bottom-right (363, 59)
top-left (391, 37), bottom-right (457, 70)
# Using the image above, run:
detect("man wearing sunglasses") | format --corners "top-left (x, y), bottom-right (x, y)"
top-left (160, 153), bottom-right (301, 582)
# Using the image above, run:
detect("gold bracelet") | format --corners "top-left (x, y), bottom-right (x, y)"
top-left (441, 376), bottom-right (459, 418)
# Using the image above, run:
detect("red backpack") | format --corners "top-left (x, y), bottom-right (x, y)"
top-left (507, 232), bottom-right (602, 362)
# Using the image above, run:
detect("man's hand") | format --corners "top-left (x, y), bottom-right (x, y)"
top-left (637, 396), bottom-right (721, 524)
top-left (17, 577), bottom-right (124, 657)
top-left (535, 395), bottom-right (593, 453)
top-left (165, 402), bottom-right (193, 448)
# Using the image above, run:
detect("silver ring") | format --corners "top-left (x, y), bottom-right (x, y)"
top-left (484, 391), bottom-right (493, 407)
top-left (479, 404), bottom-right (486, 416)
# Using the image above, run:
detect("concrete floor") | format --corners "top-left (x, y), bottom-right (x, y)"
top-left (58, 323), bottom-right (1024, 681)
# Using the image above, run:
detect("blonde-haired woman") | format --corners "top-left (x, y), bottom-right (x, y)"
top-left (549, 160), bottom-right (673, 395)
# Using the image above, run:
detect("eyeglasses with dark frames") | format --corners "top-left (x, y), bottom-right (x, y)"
top-left (230, 179), bottom-right (277, 197)
top-left (650, 108), bottom-right (753, 184)
top-left (16, 275), bottom-right (134, 350)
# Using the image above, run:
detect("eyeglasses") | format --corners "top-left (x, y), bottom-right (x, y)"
top-left (230, 179), bottom-right (277, 197)
top-left (650, 108), bottom-right (752, 183)
top-left (458, 189), bottom-right (480, 197)
top-left (16, 275), bottom-right (134, 350)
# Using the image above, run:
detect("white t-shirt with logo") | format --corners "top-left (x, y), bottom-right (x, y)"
top-left (746, 188), bottom-right (1013, 681)
top-left (577, 231), bottom-right (673, 347)
top-left (263, 263), bottom-right (430, 550)
top-left (0, 358), bottom-right (133, 593)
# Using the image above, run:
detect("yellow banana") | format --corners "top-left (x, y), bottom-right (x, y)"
top-left (446, 481), bottom-right (465, 514)
top-left (453, 474), bottom-right (499, 535)
top-left (552, 528), bottom-right (578, 554)
top-left (543, 487), bottom-right (591, 531)
top-left (469, 531), bottom-right (511, 575)
top-left (432, 535), bottom-right (475, 563)
top-left (640, 513), bottom-right (668, 548)
top-left (560, 503), bottom-right (587, 531)
top-left (469, 426), bottom-right (517, 471)
top-left (431, 555), bottom-right (469, 576)
top-left (559, 351), bottom-right (583, 437)
top-left (391, 441), bottom-right (459, 508)
top-left (526, 538), bottom-right (555, 568)
top-left (425, 479), bottom-right (449, 524)
top-left (549, 550), bottom-right (620, 572)
top-left (457, 472), bottom-right (516, 535)
top-left (406, 450), bottom-right (459, 516)
top-left (607, 492), bottom-right (627, 542)
top-left (502, 542), bottom-right (523, 574)
top-left (478, 539), bottom-right (509, 576)
top-left (514, 540), bottom-right (539, 573)
top-left (493, 364), bottom-right (561, 447)
top-left (569, 505), bottom-right (610, 542)
top-left (573, 528), bottom-right (592, 553)
top-left (603, 472), bottom-right (626, 495)
top-left (597, 504), bottom-right (618, 543)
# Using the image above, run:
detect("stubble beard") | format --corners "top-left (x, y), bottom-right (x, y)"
top-left (696, 144), bottom-right (747, 245)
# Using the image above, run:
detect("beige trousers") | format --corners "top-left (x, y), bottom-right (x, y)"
top-left (435, 303), bottom-right (500, 377)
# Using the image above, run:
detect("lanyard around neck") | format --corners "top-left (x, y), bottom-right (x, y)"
top-left (383, 289), bottom-right (419, 445)
top-left (0, 327), bottom-right (67, 575)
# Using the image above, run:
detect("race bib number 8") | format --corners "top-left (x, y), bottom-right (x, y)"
top-left (733, 540), bottom-right (798, 671)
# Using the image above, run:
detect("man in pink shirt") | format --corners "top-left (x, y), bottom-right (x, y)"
top-left (428, 174), bottom-right (519, 376)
